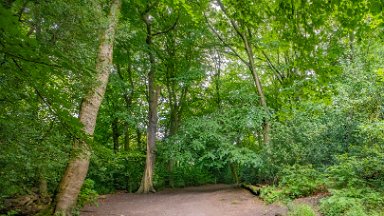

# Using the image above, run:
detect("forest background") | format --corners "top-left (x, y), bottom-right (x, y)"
top-left (0, 0), bottom-right (383, 215)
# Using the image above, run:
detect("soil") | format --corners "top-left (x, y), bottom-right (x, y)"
top-left (81, 184), bottom-right (288, 216)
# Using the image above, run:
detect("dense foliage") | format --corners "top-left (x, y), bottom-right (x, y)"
top-left (1, 0), bottom-right (383, 215)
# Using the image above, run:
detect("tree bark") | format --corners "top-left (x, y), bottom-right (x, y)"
top-left (137, 12), bottom-right (159, 193)
top-left (53, 0), bottom-right (121, 214)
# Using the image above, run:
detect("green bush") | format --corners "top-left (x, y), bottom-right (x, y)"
top-left (76, 179), bottom-right (98, 209)
top-left (319, 148), bottom-right (384, 216)
top-left (320, 190), bottom-right (367, 216)
top-left (88, 145), bottom-right (145, 194)
top-left (326, 148), bottom-right (384, 189)
top-left (259, 186), bottom-right (287, 203)
top-left (260, 164), bottom-right (326, 203)
top-left (279, 164), bottom-right (326, 198)
top-left (288, 203), bottom-right (316, 216)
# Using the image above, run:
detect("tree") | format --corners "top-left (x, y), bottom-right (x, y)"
top-left (135, 0), bottom-right (179, 193)
top-left (54, 0), bottom-right (121, 214)
top-left (206, 0), bottom-right (271, 144)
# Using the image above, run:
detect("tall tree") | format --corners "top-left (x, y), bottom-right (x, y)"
top-left (54, 0), bottom-right (121, 214)
top-left (136, 5), bottom-right (159, 193)
top-left (210, 0), bottom-right (270, 144)
top-left (136, 0), bottom-right (179, 193)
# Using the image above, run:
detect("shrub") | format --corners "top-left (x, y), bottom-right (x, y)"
top-left (320, 189), bottom-right (367, 216)
top-left (260, 164), bottom-right (326, 203)
top-left (259, 186), bottom-right (287, 203)
top-left (76, 179), bottom-right (98, 209)
top-left (279, 164), bottom-right (326, 198)
top-left (288, 203), bottom-right (316, 216)
top-left (320, 148), bottom-right (384, 216)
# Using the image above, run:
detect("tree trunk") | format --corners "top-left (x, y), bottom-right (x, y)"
top-left (124, 127), bottom-right (130, 151)
top-left (112, 117), bottom-right (120, 153)
top-left (136, 127), bottom-right (143, 151)
top-left (53, 0), bottom-right (121, 214)
top-left (137, 13), bottom-right (159, 193)
top-left (137, 82), bottom-right (160, 193)
top-left (214, 51), bottom-right (222, 110)
top-left (216, 0), bottom-right (270, 145)
top-left (243, 31), bottom-right (270, 144)
top-left (165, 105), bottom-right (180, 188)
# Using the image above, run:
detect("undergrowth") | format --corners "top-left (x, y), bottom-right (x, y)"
top-left (259, 147), bottom-right (384, 215)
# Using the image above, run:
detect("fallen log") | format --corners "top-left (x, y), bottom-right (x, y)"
top-left (241, 183), bottom-right (262, 196)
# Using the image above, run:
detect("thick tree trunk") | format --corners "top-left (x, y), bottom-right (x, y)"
top-left (53, 0), bottom-right (121, 215)
top-left (137, 13), bottom-right (159, 193)
top-left (137, 78), bottom-right (160, 193)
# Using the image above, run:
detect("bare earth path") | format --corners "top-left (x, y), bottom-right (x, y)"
top-left (81, 184), bottom-right (288, 216)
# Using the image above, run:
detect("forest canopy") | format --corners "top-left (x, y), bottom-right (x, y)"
top-left (0, 0), bottom-right (383, 215)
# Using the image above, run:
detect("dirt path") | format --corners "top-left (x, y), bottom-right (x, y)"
top-left (81, 184), bottom-right (288, 216)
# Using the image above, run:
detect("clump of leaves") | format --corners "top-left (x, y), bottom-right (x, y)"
top-left (260, 164), bottom-right (326, 203)
top-left (288, 203), bottom-right (316, 216)
top-left (75, 179), bottom-right (98, 210)
top-left (320, 148), bottom-right (384, 216)
top-left (320, 189), bottom-right (369, 216)
top-left (259, 186), bottom-right (287, 204)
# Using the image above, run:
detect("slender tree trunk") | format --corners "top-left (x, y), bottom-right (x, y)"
top-left (217, 0), bottom-right (270, 144)
top-left (243, 31), bottom-right (270, 144)
top-left (112, 117), bottom-right (120, 153)
top-left (136, 127), bottom-right (143, 151)
top-left (165, 105), bottom-right (180, 188)
top-left (214, 51), bottom-right (222, 110)
top-left (124, 127), bottom-right (130, 151)
top-left (54, 1), bottom-right (121, 214)
top-left (117, 57), bottom-right (135, 153)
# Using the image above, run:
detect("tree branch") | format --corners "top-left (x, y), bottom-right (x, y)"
top-left (151, 14), bottom-right (179, 37)
top-left (204, 13), bottom-right (249, 66)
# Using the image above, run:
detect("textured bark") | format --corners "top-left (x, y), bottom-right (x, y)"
top-left (137, 12), bottom-right (158, 193)
top-left (137, 80), bottom-right (160, 193)
top-left (54, 0), bottom-right (121, 215)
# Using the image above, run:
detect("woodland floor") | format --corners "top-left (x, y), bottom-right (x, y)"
top-left (81, 184), bottom-right (290, 216)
